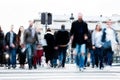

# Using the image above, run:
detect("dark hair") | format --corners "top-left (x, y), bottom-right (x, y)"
top-left (18, 26), bottom-right (24, 37)
top-left (61, 24), bottom-right (65, 30)
top-left (47, 28), bottom-right (51, 32)
top-left (0, 26), bottom-right (3, 32)
top-left (95, 24), bottom-right (102, 31)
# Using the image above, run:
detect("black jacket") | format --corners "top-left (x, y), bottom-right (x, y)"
top-left (5, 32), bottom-right (17, 48)
top-left (55, 29), bottom-right (70, 46)
top-left (70, 20), bottom-right (88, 45)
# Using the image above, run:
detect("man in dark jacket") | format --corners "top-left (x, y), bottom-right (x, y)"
top-left (0, 26), bottom-right (5, 67)
top-left (5, 25), bottom-right (17, 69)
top-left (70, 13), bottom-right (89, 71)
top-left (56, 25), bottom-right (70, 68)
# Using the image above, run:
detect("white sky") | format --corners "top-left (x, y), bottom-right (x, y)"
top-left (0, 0), bottom-right (120, 33)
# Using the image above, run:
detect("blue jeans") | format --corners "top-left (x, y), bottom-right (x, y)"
top-left (26, 44), bottom-right (36, 68)
top-left (58, 47), bottom-right (67, 67)
top-left (104, 48), bottom-right (113, 66)
top-left (90, 49), bottom-right (95, 67)
top-left (8, 48), bottom-right (16, 67)
top-left (75, 44), bottom-right (86, 68)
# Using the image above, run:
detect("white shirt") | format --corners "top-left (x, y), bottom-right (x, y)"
top-left (92, 30), bottom-right (103, 48)
top-left (20, 32), bottom-right (24, 45)
top-left (105, 28), bottom-right (117, 44)
top-left (105, 27), bottom-right (118, 51)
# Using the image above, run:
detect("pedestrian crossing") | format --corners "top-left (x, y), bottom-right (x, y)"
top-left (0, 64), bottom-right (120, 80)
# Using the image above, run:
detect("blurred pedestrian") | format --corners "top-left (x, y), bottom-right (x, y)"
top-left (92, 24), bottom-right (104, 69)
top-left (101, 19), bottom-right (119, 67)
top-left (70, 12), bottom-right (89, 71)
top-left (55, 25), bottom-right (70, 68)
top-left (24, 20), bottom-right (38, 69)
top-left (17, 26), bottom-right (26, 69)
top-left (0, 26), bottom-right (5, 67)
top-left (44, 28), bottom-right (55, 68)
top-left (33, 26), bottom-right (44, 68)
top-left (5, 25), bottom-right (17, 69)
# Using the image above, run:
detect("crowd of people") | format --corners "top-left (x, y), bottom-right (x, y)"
top-left (0, 12), bottom-right (119, 71)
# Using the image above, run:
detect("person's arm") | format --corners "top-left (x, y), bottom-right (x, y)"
top-left (84, 23), bottom-right (89, 40)
top-left (92, 31), bottom-right (96, 49)
top-left (70, 22), bottom-right (75, 37)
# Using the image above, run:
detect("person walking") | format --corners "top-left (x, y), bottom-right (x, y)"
top-left (101, 19), bottom-right (119, 68)
top-left (92, 24), bottom-right (104, 69)
top-left (55, 25), bottom-right (70, 68)
top-left (70, 13), bottom-right (89, 71)
top-left (5, 25), bottom-right (17, 69)
top-left (0, 26), bottom-right (5, 67)
top-left (17, 26), bottom-right (26, 69)
top-left (24, 20), bottom-right (38, 69)
top-left (44, 28), bottom-right (55, 68)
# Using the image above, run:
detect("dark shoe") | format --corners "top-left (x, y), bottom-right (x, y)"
top-left (12, 65), bottom-right (16, 69)
top-left (58, 64), bottom-right (62, 68)
top-left (29, 66), bottom-right (32, 70)
top-left (34, 65), bottom-right (37, 69)
top-left (8, 66), bottom-right (11, 69)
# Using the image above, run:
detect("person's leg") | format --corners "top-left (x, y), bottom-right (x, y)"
top-left (99, 48), bottom-right (104, 69)
top-left (107, 49), bottom-right (113, 66)
top-left (75, 44), bottom-right (80, 67)
top-left (94, 49), bottom-right (98, 67)
top-left (62, 47), bottom-right (67, 67)
top-left (58, 49), bottom-right (63, 67)
top-left (11, 49), bottom-right (16, 68)
top-left (90, 49), bottom-right (95, 68)
top-left (26, 44), bottom-right (32, 69)
top-left (79, 44), bottom-right (86, 70)
top-left (8, 49), bottom-right (12, 69)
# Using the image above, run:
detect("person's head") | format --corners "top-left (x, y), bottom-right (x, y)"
top-left (29, 20), bottom-right (34, 27)
top-left (78, 12), bottom-right (83, 22)
top-left (19, 26), bottom-right (24, 32)
top-left (18, 26), bottom-right (24, 36)
top-left (106, 19), bottom-right (113, 27)
top-left (10, 25), bottom-right (14, 32)
top-left (46, 28), bottom-right (51, 32)
top-left (61, 24), bottom-right (65, 30)
top-left (95, 23), bottom-right (102, 31)
top-left (0, 25), bottom-right (2, 32)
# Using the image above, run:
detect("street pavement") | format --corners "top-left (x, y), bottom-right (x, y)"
top-left (0, 64), bottom-right (120, 80)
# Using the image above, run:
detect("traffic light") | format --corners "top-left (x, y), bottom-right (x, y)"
top-left (47, 13), bottom-right (52, 25)
top-left (41, 12), bottom-right (52, 25)
top-left (41, 13), bottom-right (46, 24)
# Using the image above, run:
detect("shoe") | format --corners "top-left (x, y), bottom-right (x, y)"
top-left (34, 65), bottom-right (37, 69)
top-left (8, 66), bottom-right (11, 69)
top-left (12, 65), bottom-right (16, 69)
top-left (79, 68), bottom-right (84, 72)
top-left (58, 64), bottom-right (62, 68)
top-left (29, 66), bottom-right (32, 70)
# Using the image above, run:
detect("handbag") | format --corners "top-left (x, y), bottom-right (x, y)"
top-left (41, 39), bottom-right (47, 46)
top-left (102, 41), bottom-right (111, 49)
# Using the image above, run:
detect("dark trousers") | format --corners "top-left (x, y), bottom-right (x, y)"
top-left (94, 47), bottom-right (104, 69)
top-left (90, 49), bottom-right (95, 67)
top-left (19, 53), bottom-right (26, 65)
top-left (0, 52), bottom-right (4, 65)
top-left (103, 48), bottom-right (113, 66)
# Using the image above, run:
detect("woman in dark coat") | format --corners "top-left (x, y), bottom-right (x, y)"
top-left (44, 28), bottom-right (55, 67)
top-left (0, 26), bottom-right (5, 66)
top-left (17, 26), bottom-right (26, 69)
